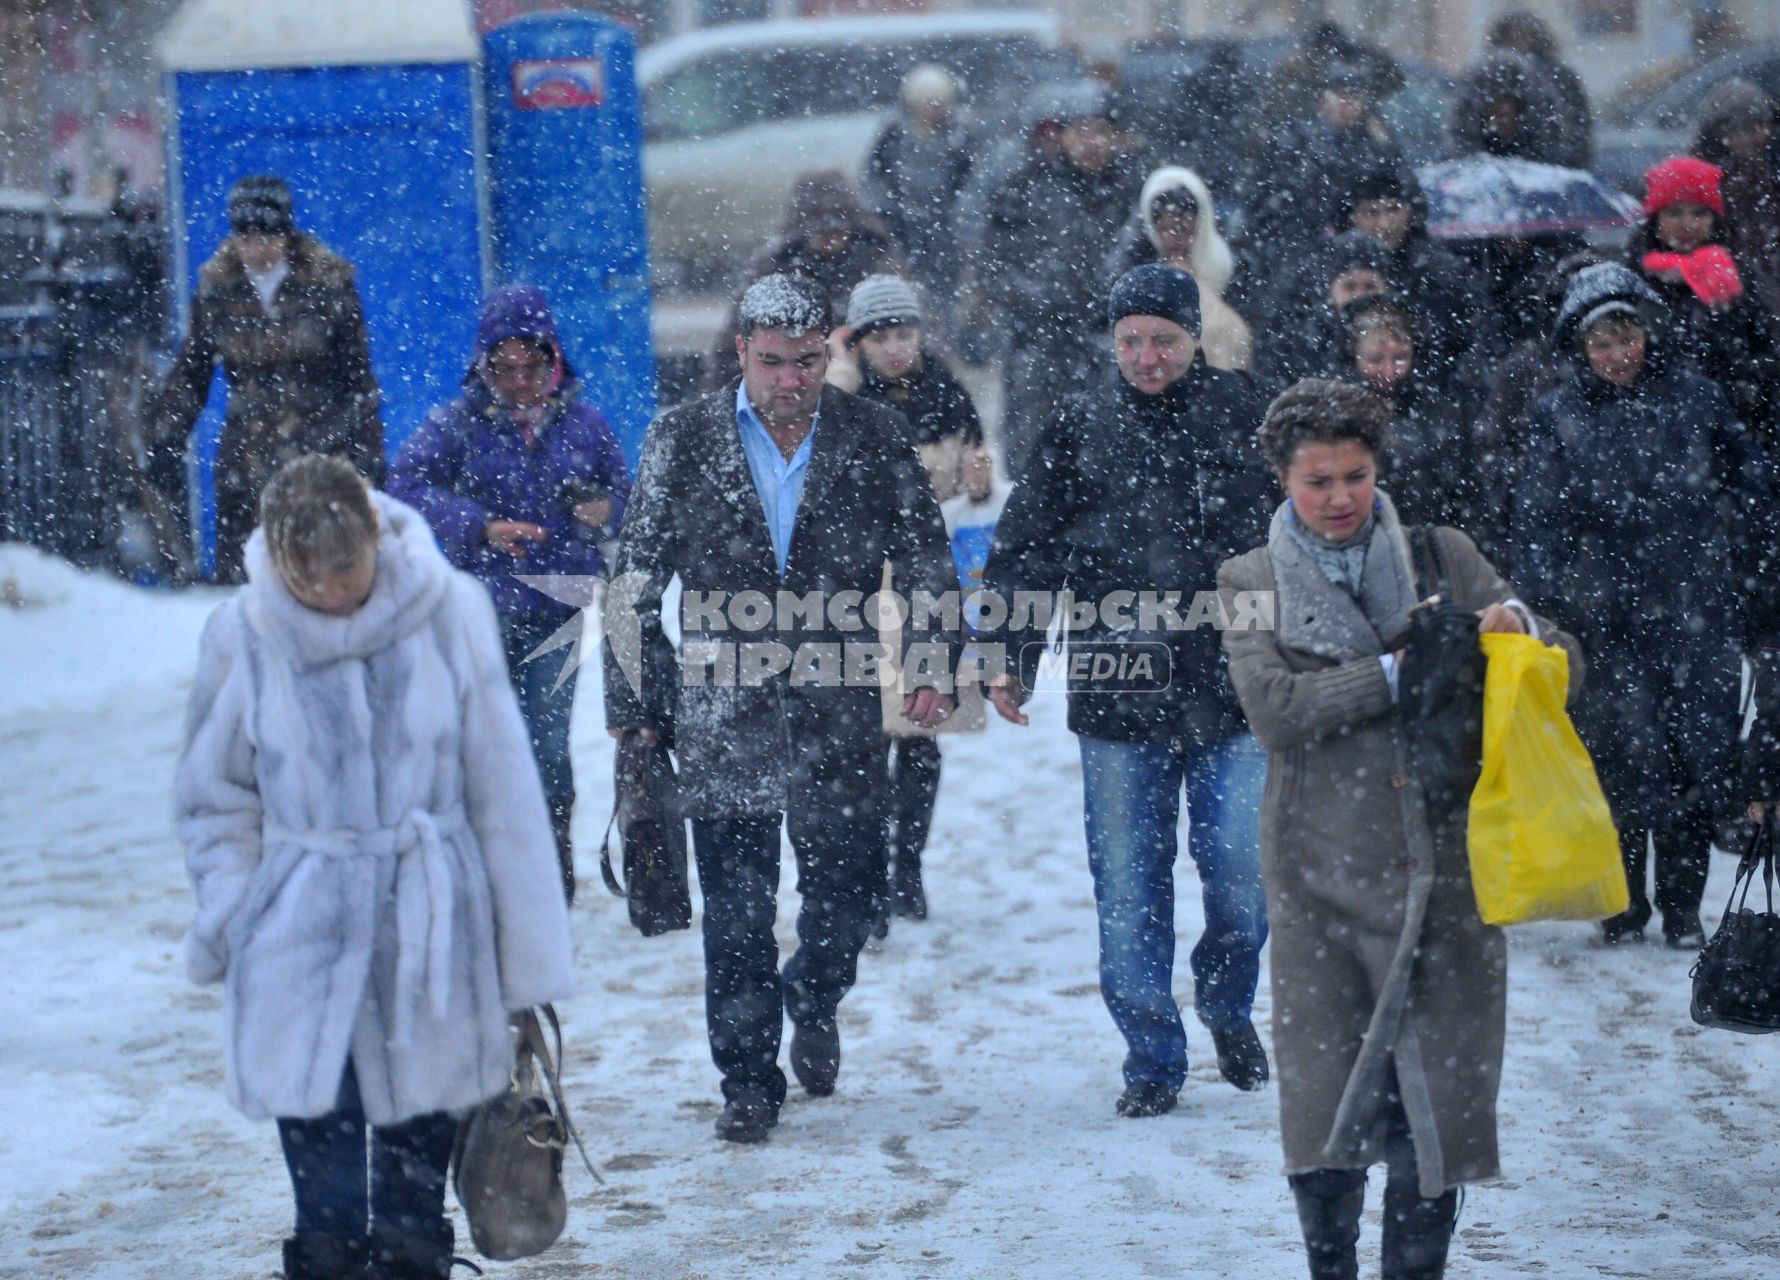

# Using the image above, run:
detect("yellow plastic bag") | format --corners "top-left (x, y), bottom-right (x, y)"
top-left (1467, 632), bottom-right (1629, 925)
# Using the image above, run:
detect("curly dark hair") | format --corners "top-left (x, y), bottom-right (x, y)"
top-left (1256, 378), bottom-right (1394, 472)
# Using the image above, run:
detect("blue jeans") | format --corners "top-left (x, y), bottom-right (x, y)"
top-left (1078, 732), bottom-right (1269, 1091)
top-left (501, 611), bottom-right (580, 807)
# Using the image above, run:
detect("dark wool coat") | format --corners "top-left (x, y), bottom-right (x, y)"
top-left (1695, 79), bottom-right (1780, 320)
top-left (980, 150), bottom-right (1147, 343)
top-left (1221, 517), bottom-right (1580, 1195)
top-left (150, 233), bottom-right (383, 580)
top-left (602, 383), bottom-right (960, 820)
top-left (983, 360), bottom-right (1273, 745)
top-left (1514, 271), bottom-right (1779, 829)
top-left (860, 114), bottom-right (974, 289)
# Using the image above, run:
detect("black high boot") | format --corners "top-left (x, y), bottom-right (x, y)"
top-left (1380, 1177), bottom-right (1459, 1280)
top-left (366, 1222), bottom-right (467, 1280)
top-left (282, 1233), bottom-right (367, 1280)
top-left (547, 791), bottom-right (576, 905)
top-left (1288, 1169), bottom-right (1366, 1280)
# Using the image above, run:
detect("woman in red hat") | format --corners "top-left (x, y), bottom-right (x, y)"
top-left (1630, 154), bottom-right (1780, 453)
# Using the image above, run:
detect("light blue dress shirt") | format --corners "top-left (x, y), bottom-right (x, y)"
top-left (735, 381), bottom-right (817, 577)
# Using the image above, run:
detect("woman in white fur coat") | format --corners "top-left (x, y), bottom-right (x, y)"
top-left (174, 454), bottom-right (575, 1280)
top-left (1105, 164), bottom-right (1255, 372)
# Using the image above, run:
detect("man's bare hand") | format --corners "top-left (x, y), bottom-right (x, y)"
top-left (902, 686), bottom-right (956, 729)
top-left (988, 674), bottom-right (1029, 726)
top-left (573, 498), bottom-right (613, 529)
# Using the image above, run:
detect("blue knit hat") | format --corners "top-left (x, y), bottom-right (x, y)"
top-left (1108, 264), bottom-right (1201, 335)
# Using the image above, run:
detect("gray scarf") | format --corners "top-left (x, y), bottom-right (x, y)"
top-left (1267, 489), bottom-right (1420, 662)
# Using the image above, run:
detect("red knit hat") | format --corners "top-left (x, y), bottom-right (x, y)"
top-left (1643, 155), bottom-right (1725, 217)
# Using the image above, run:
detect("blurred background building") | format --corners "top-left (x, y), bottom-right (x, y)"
top-left (2, 1), bottom-right (1777, 199)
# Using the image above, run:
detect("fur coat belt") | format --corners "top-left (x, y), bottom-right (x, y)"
top-left (265, 806), bottom-right (467, 1045)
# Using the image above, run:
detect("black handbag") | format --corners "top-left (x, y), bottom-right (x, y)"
top-left (452, 1006), bottom-right (601, 1261)
top-left (599, 729), bottom-right (692, 936)
top-left (1691, 815), bottom-right (1780, 1034)
top-left (1396, 527), bottom-right (1487, 819)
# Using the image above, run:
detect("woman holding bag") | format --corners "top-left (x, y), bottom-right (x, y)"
top-left (1218, 380), bottom-right (1580, 1280)
top-left (174, 455), bottom-right (575, 1280)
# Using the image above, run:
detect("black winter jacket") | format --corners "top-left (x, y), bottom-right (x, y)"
top-left (983, 360), bottom-right (1273, 744)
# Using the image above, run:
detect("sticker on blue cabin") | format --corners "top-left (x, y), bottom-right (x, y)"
top-left (512, 59), bottom-right (606, 110)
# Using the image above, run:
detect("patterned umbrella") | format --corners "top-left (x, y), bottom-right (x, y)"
top-left (1417, 154), bottom-right (1641, 239)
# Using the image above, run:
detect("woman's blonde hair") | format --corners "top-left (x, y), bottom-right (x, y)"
top-left (259, 454), bottom-right (377, 588)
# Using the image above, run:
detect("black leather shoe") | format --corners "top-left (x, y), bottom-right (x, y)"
top-left (790, 1019), bottom-right (841, 1096)
top-left (1115, 1081), bottom-right (1178, 1118)
top-left (891, 860), bottom-right (928, 919)
top-left (282, 1233), bottom-right (367, 1280)
top-left (1212, 1021), bottom-right (1270, 1091)
top-left (1600, 911), bottom-right (1648, 945)
top-left (714, 1092), bottom-right (778, 1144)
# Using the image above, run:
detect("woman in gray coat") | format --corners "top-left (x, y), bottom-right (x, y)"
top-left (1218, 380), bottom-right (1581, 1280)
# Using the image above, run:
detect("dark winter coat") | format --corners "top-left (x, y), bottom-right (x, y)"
top-left (1513, 269), bottom-right (1779, 828)
top-left (1628, 219), bottom-right (1780, 453)
top-left (856, 355), bottom-right (983, 450)
top-left (704, 173), bottom-right (907, 390)
top-left (1524, 51), bottom-right (1594, 170)
top-left (1267, 232), bottom-right (1401, 388)
top-left (150, 232), bottom-right (383, 580)
top-left (1447, 54), bottom-right (1565, 164)
top-left (983, 359), bottom-right (1273, 745)
top-left (1694, 78), bottom-right (1780, 320)
top-left (1341, 371), bottom-right (1486, 540)
top-left (387, 289), bottom-right (631, 620)
top-left (1220, 507), bottom-right (1579, 1196)
top-left (1244, 118), bottom-right (1407, 269)
top-left (601, 382), bottom-right (961, 820)
top-left (860, 115), bottom-right (974, 289)
top-left (981, 149), bottom-right (1147, 343)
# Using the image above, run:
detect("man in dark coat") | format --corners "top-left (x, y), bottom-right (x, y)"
top-left (980, 80), bottom-right (1145, 475)
top-left (859, 65), bottom-right (974, 333)
top-left (148, 175), bottom-right (383, 582)
top-left (604, 274), bottom-right (961, 1143)
top-left (1487, 10), bottom-right (1595, 169)
top-left (1695, 78), bottom-right (1780, 317)
top-left (1514, 263), bottom-right (1779, 948)
top-left (983, 265), bottom-right (1275, 1118)
top-left (1242, 61), bottom-right (1408, 304)
top-left (703, 171), bottom-right (906, 391)
top-left (1447, 52), bottom-right (1565, 164)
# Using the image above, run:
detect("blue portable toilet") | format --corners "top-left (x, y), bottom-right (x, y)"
top-left (156, 0), bottom-right (487, 570)
top-left (481, 14), bottom-right (656, 469)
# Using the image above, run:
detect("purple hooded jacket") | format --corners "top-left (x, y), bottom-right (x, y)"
top-left (389, 285), bottom-right (631, 618)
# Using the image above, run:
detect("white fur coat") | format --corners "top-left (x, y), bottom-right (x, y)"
top-left (174, 494), bottom-right (575, 1125)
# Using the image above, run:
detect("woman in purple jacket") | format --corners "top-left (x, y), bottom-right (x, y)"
top-left (390, 285), bottom-right (631, 903)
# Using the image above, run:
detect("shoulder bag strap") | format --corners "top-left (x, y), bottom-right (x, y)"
top-left (521, 1005), bottom-right (603, 1185)
top-left (599, 812), bottom-right (626, 899)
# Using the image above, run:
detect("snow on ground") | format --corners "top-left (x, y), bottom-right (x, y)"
top-left (3, 552), bottom-right (1779, 1279)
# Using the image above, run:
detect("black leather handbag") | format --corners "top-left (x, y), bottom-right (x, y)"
top-left (1396, 527), bottom-right (1487, 820)
top-left (1691, 815), bottom-right (1780, 1034)
top-left (599, 729), bottom-right (692, 936)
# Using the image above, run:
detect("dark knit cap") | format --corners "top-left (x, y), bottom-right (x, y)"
top-left (227, 175), bottom-right (294, 236)
top-left (1108, 264), bottom-right (1201, 335)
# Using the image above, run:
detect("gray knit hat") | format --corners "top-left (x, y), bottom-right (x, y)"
top-left (846, 274), bottom-right (922, 339)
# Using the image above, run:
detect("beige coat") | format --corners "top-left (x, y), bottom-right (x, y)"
top-left (1219, 525), bottom-right (1581, 1195)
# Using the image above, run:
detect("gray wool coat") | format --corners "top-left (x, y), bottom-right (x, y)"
top-left (1219, 519), bottom-right (1581, 1196)
top-left (175, 495), bottom-right (575, 1125)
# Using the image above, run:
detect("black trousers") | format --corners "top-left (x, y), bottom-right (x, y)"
top-left (276, 1064), bottom-right (455, 1246)
top-left (690, 813), bottom-right (882, 1111)
top-left (885, 736), bottom-right (943, 878)
top-left (1616, 815), bottom-right (1714, 930)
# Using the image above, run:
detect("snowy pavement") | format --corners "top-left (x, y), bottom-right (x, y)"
top-left (3, 547), bottom-right (1779, 1279)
